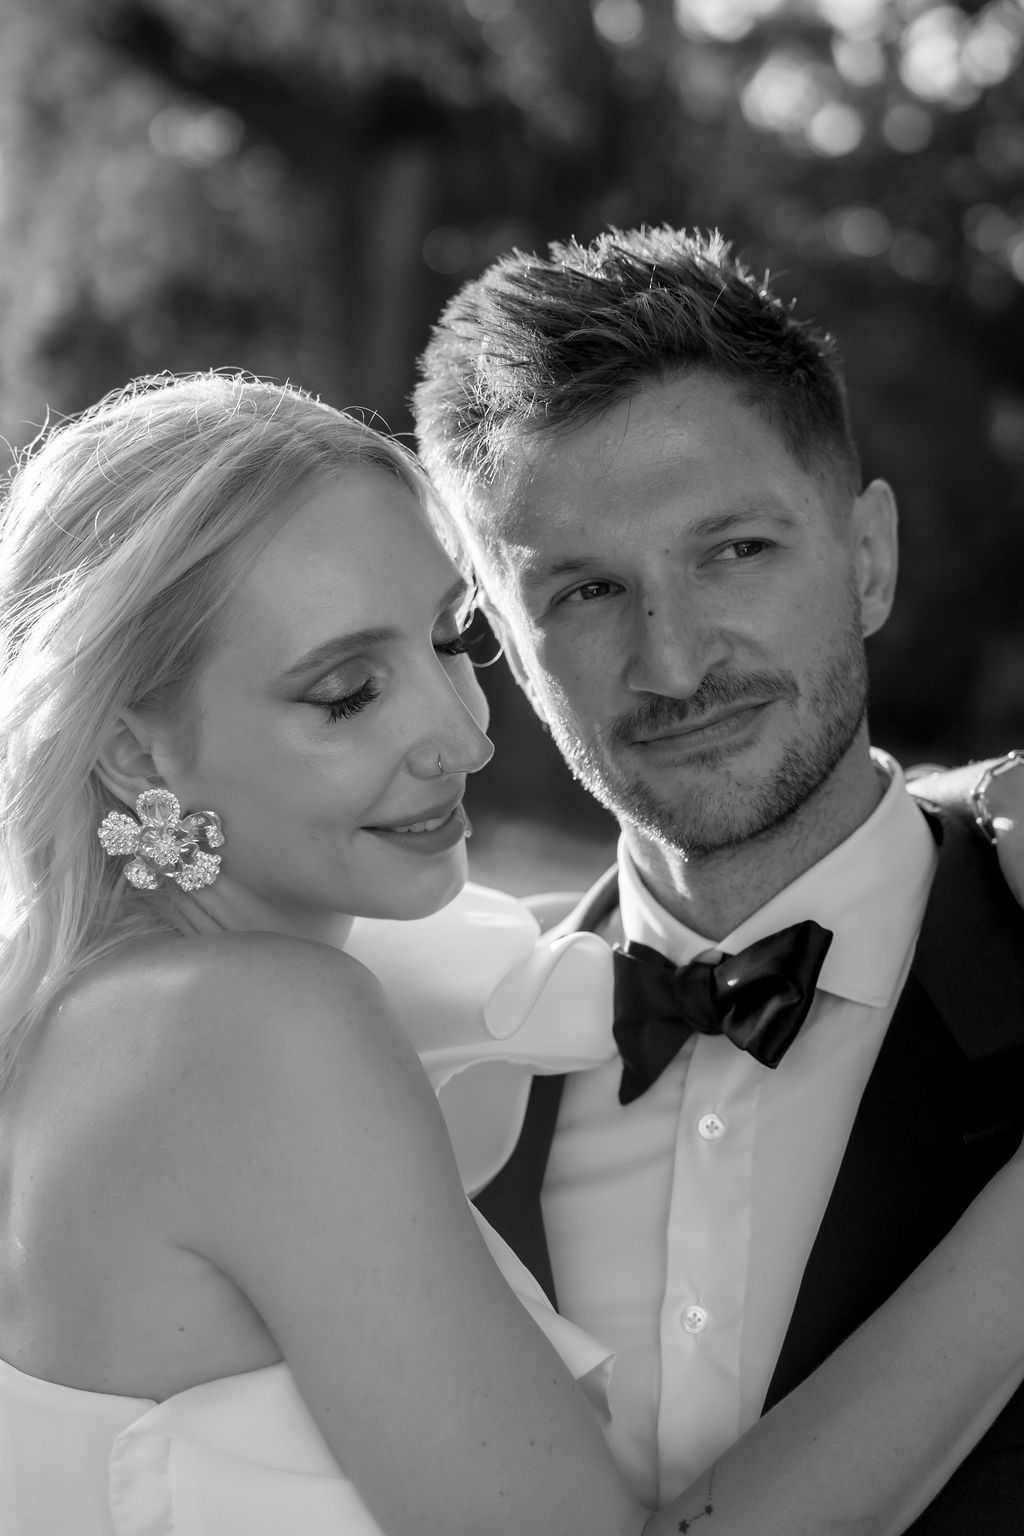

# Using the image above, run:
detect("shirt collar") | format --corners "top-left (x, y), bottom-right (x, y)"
top-left (618, 750), bottom-right (939, 1008)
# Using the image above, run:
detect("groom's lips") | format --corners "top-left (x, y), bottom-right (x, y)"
top-left (632, 699), bottom-right (773, 753)
top-left (363, 796), bottom-right (470, 854)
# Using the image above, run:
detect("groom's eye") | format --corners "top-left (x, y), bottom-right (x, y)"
top-left (713, 540), bottom-right (771, 562)
top-left (559, 580), bottom-right (622, 604)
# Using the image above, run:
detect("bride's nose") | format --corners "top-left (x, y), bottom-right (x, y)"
top-left (408, 727), bottom-right (493, 781)
top-left (408, 668), bottom-right (494, 780)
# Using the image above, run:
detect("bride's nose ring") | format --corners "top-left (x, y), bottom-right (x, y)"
top-left (436, 753), bottom-right (445, 776)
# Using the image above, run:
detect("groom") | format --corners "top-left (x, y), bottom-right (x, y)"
top-left (411, 226), bottom-right (1024, 1530)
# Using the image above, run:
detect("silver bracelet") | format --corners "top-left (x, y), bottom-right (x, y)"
top-left (970, 750), bottom-right (1024, 845)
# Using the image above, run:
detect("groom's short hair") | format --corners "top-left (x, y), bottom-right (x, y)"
top-left (413, 226), bottom-right (862, 528)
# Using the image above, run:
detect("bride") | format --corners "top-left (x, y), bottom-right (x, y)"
top-left (1, 370), bottom-right (1023, 1536)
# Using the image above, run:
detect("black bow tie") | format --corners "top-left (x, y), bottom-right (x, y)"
top-left (612, 921), bottom-right (834, 1105)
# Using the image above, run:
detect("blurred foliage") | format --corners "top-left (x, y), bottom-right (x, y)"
top-left (1, 0), bottom-right (1022, 838)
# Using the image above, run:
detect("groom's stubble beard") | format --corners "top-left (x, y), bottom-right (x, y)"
top-left (544, 608), bottom-right (871, 860)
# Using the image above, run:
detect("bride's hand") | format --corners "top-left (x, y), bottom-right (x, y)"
top-left (974, 752), bottom-right (1024, 908)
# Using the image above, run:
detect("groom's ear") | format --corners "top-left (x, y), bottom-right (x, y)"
top-left (851, 478), bottom-right (898, 639)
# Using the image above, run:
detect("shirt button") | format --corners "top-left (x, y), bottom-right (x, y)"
top-left (682, 1304), bottom-right (709, 1334)
top-left (698, 1113), bottom-right (725, 1141)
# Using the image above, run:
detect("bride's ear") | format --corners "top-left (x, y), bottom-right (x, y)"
top-left (93, 711), bottom-right (168, 809)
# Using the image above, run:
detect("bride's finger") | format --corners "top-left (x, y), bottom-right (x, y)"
top-left (995, 820), bottom-right (1024, 908)
top-left (978, 753), bottom-right (1024, 908)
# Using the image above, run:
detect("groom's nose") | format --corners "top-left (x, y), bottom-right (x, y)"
top-left (624, 588), bottom-right (733, 700)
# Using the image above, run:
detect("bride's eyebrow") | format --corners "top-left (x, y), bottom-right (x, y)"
top-left (278, 627), bottom-right (398, 685)
top-left (278, 579), bottom-right (471, 685)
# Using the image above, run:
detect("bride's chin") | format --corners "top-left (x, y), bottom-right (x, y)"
top-left (359, 857), bottom-right (470, 925)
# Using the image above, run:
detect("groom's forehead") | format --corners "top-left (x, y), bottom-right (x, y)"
top-left (468, 385), bottom-right (693, 553)
top-left (468, 436), bottom-right (599, 553)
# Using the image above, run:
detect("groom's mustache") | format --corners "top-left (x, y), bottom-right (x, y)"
top-left (606, 669), bottom-right (800, 748)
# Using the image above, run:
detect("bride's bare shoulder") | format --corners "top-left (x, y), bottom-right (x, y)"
top-left (66, 928), bottom-right (379, 1008)
top-left (56, 931), bottom-right (397, 1091)
top-left (26, 934), bottom-right (440, 1279)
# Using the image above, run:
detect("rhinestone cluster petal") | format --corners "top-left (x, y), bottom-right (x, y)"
top-left (125, 858), bottom-right (160, 890)
top-left (172, 852), bottom-right (221, 891)
top-left (97, 812), bottom-right (141, 857)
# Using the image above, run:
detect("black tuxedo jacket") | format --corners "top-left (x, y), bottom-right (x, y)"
top-left (473, 792), bottom-right (1024, 1533)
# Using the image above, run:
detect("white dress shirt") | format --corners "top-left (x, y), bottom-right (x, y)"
top-left (541, 752), bottom-right (939, 1507)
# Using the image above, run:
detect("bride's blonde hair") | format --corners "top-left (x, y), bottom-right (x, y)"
top-left (0, 371), bottom-right (431, 1093)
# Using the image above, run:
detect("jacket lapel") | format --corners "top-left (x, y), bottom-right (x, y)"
top-left (471, 1073), bottom-right (565, 1306)
top-left (764, 806), bottom-right (1024, 1411)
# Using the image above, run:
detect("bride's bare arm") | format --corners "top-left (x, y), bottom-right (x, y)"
top-left (163, 932), bottom-right (1024, 1536)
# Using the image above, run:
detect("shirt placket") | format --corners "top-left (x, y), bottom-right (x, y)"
top-left (655, 1034), bottom-right (760, 1502)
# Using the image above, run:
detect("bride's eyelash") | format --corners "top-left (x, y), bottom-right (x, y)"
top-left (314, 680), bottom-right (382, 724)
top-left (307, 629), bottom-right (468, 723)
top-left (435, 635), bottom-right (469, 657)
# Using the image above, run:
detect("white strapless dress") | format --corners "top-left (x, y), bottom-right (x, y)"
top-left (1, 885), bottom-right (619, 1534)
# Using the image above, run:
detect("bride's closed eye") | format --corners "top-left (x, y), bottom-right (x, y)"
top-left (299, 655), bottom-right (383, 722)
top-left (301, 630), bottom-right (469, 724)
top-left (303, 677), bottom-right (382, 724)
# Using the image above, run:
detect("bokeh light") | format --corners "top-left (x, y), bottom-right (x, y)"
top-left (592, 0), bottom-right (646, 47)
top-left (149, 106), bottom-right (245, 165)
top-left (422, 226), bottom-right (474, 274)
top-left (824, 205), bottom-right (892, 256)
top-left (806, 100), bottom-right (865, 154)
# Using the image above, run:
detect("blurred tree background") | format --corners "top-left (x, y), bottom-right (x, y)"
top-left (1, 0), bottom-right (1022, 885)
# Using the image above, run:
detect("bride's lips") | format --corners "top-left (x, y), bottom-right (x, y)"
top-left (363, 797), bottom-right (470, 854)
top-left (633, 700), bottom-right (773, 754)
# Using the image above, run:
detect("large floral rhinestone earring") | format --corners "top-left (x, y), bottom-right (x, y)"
top-left (98, 788), bottom-right (225, 892)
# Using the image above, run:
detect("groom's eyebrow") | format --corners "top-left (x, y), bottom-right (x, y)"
top-left (519, 501), bottom-right (799, 592)
top-left (518, 555), bottom-right (594, 594)
top-left (683, 502), bottom-right (799, 538)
